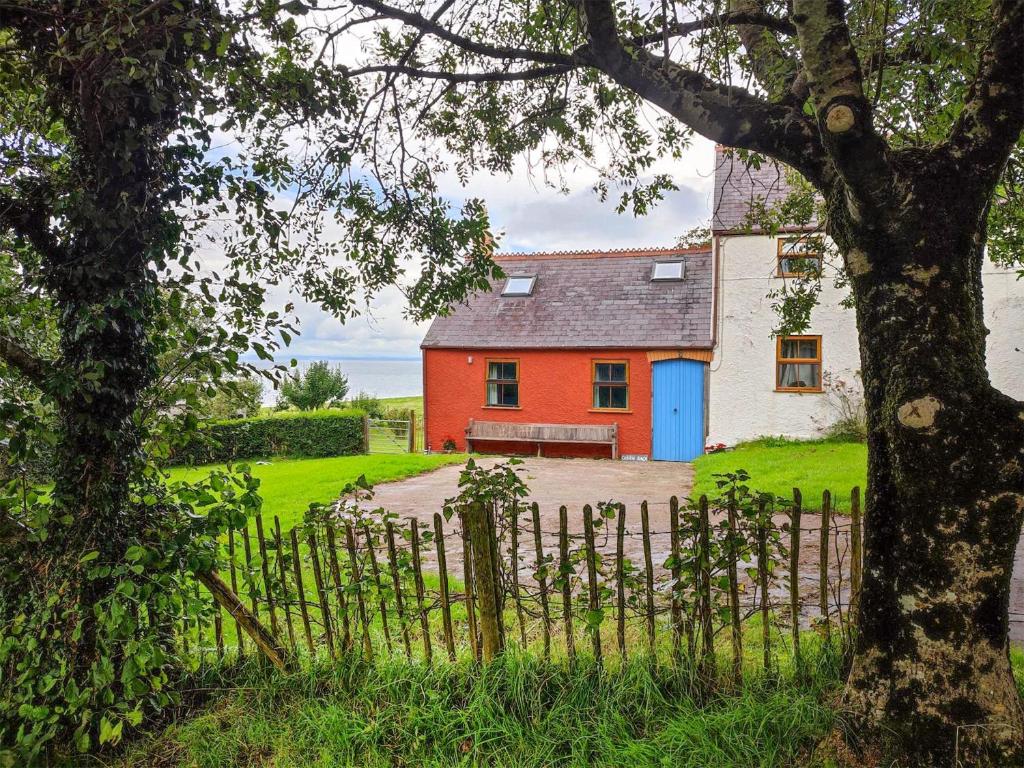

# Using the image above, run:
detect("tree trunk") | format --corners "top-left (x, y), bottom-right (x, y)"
top-left (830, 161), bottom-right (1024, 766)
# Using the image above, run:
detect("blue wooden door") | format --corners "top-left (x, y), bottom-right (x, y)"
top-left (652, 359), bottom-right (705, 461)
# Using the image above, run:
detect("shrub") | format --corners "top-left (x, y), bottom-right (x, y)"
top-left (347, 391), bottom-right (384, 418)
top-left (170, 409), bottom-right (365, 465)
top-left (278, 361), bottom-right (349, 411)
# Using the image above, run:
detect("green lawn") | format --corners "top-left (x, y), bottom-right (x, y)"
top-left (378, 395), bottom-right (423, 419)
top-left (166, 452), bottom-right (464, 531)
top-left (692, 438), bottom-right (867, 511)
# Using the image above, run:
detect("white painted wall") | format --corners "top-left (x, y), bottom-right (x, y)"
top-left (707, 234), bottom-right (1024, 445)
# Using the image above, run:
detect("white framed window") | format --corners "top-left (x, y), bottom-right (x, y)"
top-left (651, 260), bottom-right (685, 281)
top-left (502, 275), bottom-right (536, 296)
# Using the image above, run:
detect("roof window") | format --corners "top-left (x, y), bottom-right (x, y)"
top-left (502, 275), bottom-right (536, 296)
top-left (651, 260), bottom-right (685, 281)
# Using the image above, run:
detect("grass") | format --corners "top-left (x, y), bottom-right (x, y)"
top-left (106, 643), bottom-right (845, 768)
top-left (378, 395), bottom-right (423, 419)
top-left (692, 438), bottom-right (867, 510)
top-left (166, 452), bottom-right (464, 531)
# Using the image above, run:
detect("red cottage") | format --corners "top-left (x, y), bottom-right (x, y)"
top-left (421, 247), bottom-right (714, 461)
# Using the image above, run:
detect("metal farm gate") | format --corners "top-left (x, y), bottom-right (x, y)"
top-left (364, 412), bottom-right (417, 454)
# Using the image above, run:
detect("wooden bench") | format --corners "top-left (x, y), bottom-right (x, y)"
top-left (465, 419), bottom-right (619, 459)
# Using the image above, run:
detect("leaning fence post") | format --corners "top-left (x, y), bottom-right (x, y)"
top-left (434, 513), bottom-right (457, 661)
top-left (325, 524), bottom-right (351, 653)
top-left (290, 527), bottom-right (315, 655)
top-left (725, 489), bottom-right (743, 685)
top-left (819, 490), bottom-right (832, 645)
top-left (466, 501), bottom-right (502, 662)
top-left (850, 486), bottom-right (863, 631)
top-left (582, 504), bottom-right (602, 663)
top-left (409, 518), bottom-right (433, 663)
top-left (615, 503), bottom-right (627, 660)
top-left (640, 501), bottom-right (656, 652)
top-left (698, 495), bottom-right (714, 671)
top-left (385, 521), bottom-right (413, 659)
top-left (790, 488), bottom-right (803, 670)
top-left (756, 497), bottom-right (772, 672)
top-left (531, 502), bottom-right (551, 659)
top-left (669, 496), bottom-right (683, 664)
top-left (558, 505), bottom-right (575, 665)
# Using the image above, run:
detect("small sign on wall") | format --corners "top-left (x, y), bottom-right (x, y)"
top-left (621, 454), bottom-right (649, 462)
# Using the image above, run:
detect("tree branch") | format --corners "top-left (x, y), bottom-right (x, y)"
top-left (726, 0), bottom-right (804, 105)
top-left (791, 0), bottom-right (891, 203)
top-left (579, 0), bottom-right (829, 188)
top-left (628, 9), bottom-right (796, 47)
top-left (0, 333), bottom-right (53, 392)
top-left (0, 187), bottom-right (64, 264)
top-left (944, 0), bottom-right (1024, 189)
top-left (350, 0), bottom-right (582, 66)
top-left (345, 63), bottom-right (574, 83)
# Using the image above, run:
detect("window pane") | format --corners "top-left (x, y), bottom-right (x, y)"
top-left (780, 339), bottom-right (818, 359)
top-left (487, 382), bottom-right (499, 405)
top-left (609, 385), bottom-right (628, 408)
top-left (595, 363), bottom-right (626, 382)
top-left (595, 385), bottom-right (628, 408)
top-left (502, 276), bottom-right (535, 296)
top-left (488, 362), bottom-right (517, 380)
top-left (500, 382), bottom-right (519, 406)
top-left (778, 363), bottom-right (820, 389)
top-left (652, 261), bottom-right (684, 280)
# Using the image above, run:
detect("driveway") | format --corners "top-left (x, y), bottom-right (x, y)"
top-left (371, 456), bottom-right (693, 580)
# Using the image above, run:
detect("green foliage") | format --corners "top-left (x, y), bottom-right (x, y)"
top-left (278, 361), bottom-right (350, 411)
top-left (346, 390), bottom-right (384, 417)
top-left (172, 409), bottom-right (366, 465)
top-left (199, 377), bottom-right (264, 421)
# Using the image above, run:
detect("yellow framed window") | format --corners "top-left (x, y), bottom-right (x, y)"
top-left (776, 336), bottom-right (822, 392)
top-left (593, 360), bottom-right (629, 409)
top-left (777, 236), bottom-right (823, 277)
top-left (486, 359), bottom-right (519, 406)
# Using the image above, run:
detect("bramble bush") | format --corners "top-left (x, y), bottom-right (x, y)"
top-left (171, 409), bottom-right (366, 465)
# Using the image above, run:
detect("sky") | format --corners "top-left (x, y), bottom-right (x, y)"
top-left (278, 137), bottom-right (718, 361)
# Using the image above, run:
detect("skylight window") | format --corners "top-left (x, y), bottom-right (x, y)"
top-left (651, 260), bottom-right (685, 281)
top-left (502, 275), bottom-right (536, 296)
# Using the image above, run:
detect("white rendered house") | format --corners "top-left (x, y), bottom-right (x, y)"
top-left (706, 148), bottom-right (1024, 446)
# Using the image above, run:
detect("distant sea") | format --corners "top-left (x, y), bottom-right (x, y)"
top-left (254, 357), bottom-right (423, 405)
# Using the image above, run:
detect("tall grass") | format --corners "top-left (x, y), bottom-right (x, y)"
top-left (108, 643), bottom-right (844, 768)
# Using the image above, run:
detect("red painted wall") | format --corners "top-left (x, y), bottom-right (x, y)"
top-left (423, 348), bottom-right (654, 459)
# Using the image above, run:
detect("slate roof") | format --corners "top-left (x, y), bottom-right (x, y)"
top-left (712, 145), bottom-right (820, 233)
top-left (421, 247), bottom-right (713, 350)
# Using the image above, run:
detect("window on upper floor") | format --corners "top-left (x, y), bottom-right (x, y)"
top-left (593, 360), bottom-right (629, 409)
top-left (486, 359), bottom-right (519, 406)
top-left (502, 275), bottom-right (536, 296)
top-left (776, 336), bottom-right (822, 392)
top-left (777, 237), bottom-right (823, 277)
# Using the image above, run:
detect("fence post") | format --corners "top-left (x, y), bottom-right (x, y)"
top-left (409, 518), bottom-right (433, 663)
top-left (254, 515), bottom-right (280, 640)
top-left (698, 495), bottom-right (714, 672)
top-left (325, 524), bottom-right (351, 653)
top-left (511, 501), bottom-right (527, 648)
top-left (434, 513), bottom-right (457, 661)
top-left (790, 488), bottom-right (803, 670)
top-left (460, 512), bottom-right (480, 662)
top-left (308, 530), bottom-right (336, 659)
top-left (408, 409), bottom-right (416, 453)
top-left (363, 525), bottom-right (394, 654)
top-left (669, 496), bottom-right (683, 664)
top-left (582, 504), bottom-right (602, 663)
top-left (558, 505), bottom-right (575, 665)
top-left (531, 502), bottom-right (551, 660)
top-left (274, 516), bottom-right (298, 654)
top-left (725, 490), bottom-right (743, 685)
top-left (640, 501), bottom-right (656, 652)
top-left (819, 490), bottom-right (832, 644)
top-left (363, 414), bottom-right (370, 453)
top-left (227, 529), bottom-right (245, 655)
top-left (850, 486), bottom-right (863, 632)
top-left (213, 594), bottom-right (224, 660)
top-left (385, 521), bottom-right (413, 659)
top-left (290, 527), bottom-right (315, 654)
top-left (756, 497), bottom-right (771, 672)
top-left (242, 524), bottom-right (260, 619)
top-left (466, 501), bottom-right (502, 662)
top-left (615, 503), bottom-right (627, 660)
top-left (345, 523), bottom-right (374, 661)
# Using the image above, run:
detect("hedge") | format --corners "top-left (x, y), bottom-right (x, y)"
top-left (170, 409), bottom-right (366, 465)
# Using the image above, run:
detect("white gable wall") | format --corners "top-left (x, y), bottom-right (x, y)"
top-left (707, 233), bottom-right (1024, 446)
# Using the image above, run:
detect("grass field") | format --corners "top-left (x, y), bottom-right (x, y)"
top-left (166, 452), bottom-right (463, 531)
top-left (692, 438), bottom-right (867, 510)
